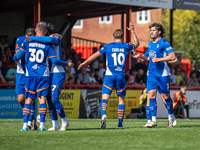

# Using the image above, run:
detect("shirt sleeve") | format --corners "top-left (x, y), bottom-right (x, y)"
top-left (48, 46), bottom-right (68, 66)
top-left (128, 43), bottom-right (134, 51)
top-left (143, 49), bottom-right (149, 57)
top-left (13, 42), bottom-right (26, 61)
top-left (15, 38), bottom-right (20, 53)
top-left (30, 36), bottom-right (59, 45)
top-left (164, 41), bottom-right (174, 54)
top-left (98, 45), bottom-right (107, 55)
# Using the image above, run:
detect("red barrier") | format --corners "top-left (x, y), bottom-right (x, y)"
top-left (1, 83), bottom-right (200, 90)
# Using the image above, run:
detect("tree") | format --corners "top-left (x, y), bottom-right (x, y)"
top-left (162, 9), bottom-right (200, 65)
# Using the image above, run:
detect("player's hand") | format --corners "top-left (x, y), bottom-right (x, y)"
top-left (50, 33), bottom-right (62, 40)
top-left (78, 62), bottom-right (87, 70)
top-left (152, 57), bottom-right (160, 63)
top-left (132, 50), bottom-right (140, 58)
top-left (126, 21), bottom-right (135, 32)
top-left (67, 60), bottom-right (74, 67)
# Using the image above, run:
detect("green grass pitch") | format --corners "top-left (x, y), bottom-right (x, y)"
top-left (0, 119), bottom-right (200, 150)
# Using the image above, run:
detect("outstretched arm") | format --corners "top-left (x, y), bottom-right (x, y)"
top-left (13, 49), bottom-right (25, 61)
top-left (78, 52), bottom-right (101, 70)
top-left (132, 50), bottom-right (149, 62)
top-left (126, 21), bottom-right (140, 49)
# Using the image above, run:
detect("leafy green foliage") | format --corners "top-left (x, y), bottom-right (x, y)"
top-left (162, 9), bottom-right (200, 64)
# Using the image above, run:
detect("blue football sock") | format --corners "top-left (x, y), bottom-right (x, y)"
top-left (23, 104), bottom-right (31, 123)
top-left (101, 99), bottom-right (108, 117)
top-left (28, 102), bottom-right (35, 122)
top-left (52, 98), bottom-right (66, 119)
top-left (39, 103), bottom-right (47, 122)
top-left (146, 106), bottom-right (151, 121)
top-left (149, 98), bottom-right (157, 117)
top-left (47, 97), bottom-right (58, 120)
top-left (118, 104), bottom-right (125, 127)
top-left (165, 96), bottom-right (173, 115)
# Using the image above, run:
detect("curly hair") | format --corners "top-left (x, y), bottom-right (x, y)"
top-left (149, 22), bottom-right (166, 38)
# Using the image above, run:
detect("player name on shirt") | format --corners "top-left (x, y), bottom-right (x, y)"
top-left (29, 43), bottom-right (45, 49)
top-left (112, 48), bottom-right (124, 52)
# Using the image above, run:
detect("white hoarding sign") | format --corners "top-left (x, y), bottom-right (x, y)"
top-left (157, 90), bottom-right (200, 119)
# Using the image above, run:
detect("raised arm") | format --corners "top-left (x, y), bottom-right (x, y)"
top-left (126, 21), bottom-right (140, 49)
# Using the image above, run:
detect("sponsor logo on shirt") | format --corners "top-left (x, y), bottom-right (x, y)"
top-left (115, 67), bottom-right (122, 71)
top-left (32, 64), bottom-right (39, 70)
top-left (149, 50), bottom-right (156, 57)
top-left (157, 44), bottom-right (159, 48)
top-left (166, 47), bottom-right (172, 51)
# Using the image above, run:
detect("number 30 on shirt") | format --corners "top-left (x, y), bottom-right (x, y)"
top-left (29, 48), bottom-right (45, 63)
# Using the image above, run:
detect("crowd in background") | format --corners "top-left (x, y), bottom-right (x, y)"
top-left (1, 35), bottom-right (200, 87)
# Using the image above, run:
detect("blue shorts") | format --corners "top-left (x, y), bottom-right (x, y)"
top-left (16, 73), bottom-right (25, 95)
top-left (147, 76), bottom-right (170, 94)
top-left (25, 76), bottom-right (50, 98)
top-left (48, 73), bottom-right (66, 98)
top-left (102, 75), bottom-right (126, 97)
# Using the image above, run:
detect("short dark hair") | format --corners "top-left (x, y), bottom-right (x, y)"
top-left (36, 21), bottom-right (47, 32)
top-left (149, 22), bottom-right (166, 38)
top-left (26, 28), bottom-right (35, 36)
top-left (47, 23), bottom-right (55, 35)
top-left (113, 29), bottom-right (124, 39)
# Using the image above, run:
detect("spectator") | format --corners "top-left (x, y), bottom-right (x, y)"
top-left (94, 68), bottom-right (103, 85)
top-left (0, 61), bottom-right (6, 84)
top-left (74, 60), bottom-right (81, 76)
top-left (135, 69), bottom-right (146, 85)
top-left (0, 53), bottom-right (8, 77)
top-left (67, 49), bottom-right (75, 60)
top-left (64, 66), bottom-right (74, 85)
top-left (75, 78), bottom-right (81, 85)
top-left (125, 70), bottom-right (130, 84)
top-left (72, 52), bottom-right (78, 64)
top-left (5, 63), bottom-right (16, 84)
top-left (172, 85), bottom-right (189, 119)
top-left (77, 67), bottom-right (87, 84)
top-left (90, 47), bottom-right (99, 69)
top-left (189, 71), bottom-right (199, 86)
top-left (176, 68), bottom-right (182, 85)
top-left (128, 69), bottom-right (137, 85)
top-left (134, 61), bottom-right (147, 73)
top-left (78, 53), bottom-right (85, 63)
top-left (191, 63), bottom-right (200, 83)
top-left (99, 61), bottom-right (106, 79)
top-left (170, 69), bottom-right (177, 86)
top-left (86, 69), bottom-right (98, 85)
top-left (4, 47), bottom-right (14, 67)
top-left (68, 77), bottom-right (74, 85)
top-left (182, 73), bottom-right (190, 86)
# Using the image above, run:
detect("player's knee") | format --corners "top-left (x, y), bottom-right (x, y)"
top-left (162, 93), bottom-right (170, 100)
top-left (51, 97), bottom-right (59, 105)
